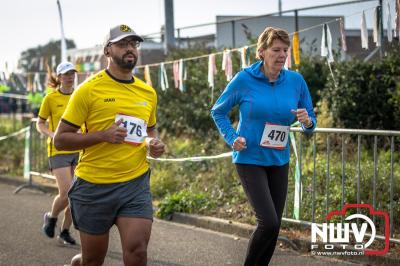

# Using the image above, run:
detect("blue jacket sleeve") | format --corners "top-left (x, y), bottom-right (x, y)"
top-left (299, 77), bottom-right (317, 133)
top-left (210, 78), bottom-right (241, 147)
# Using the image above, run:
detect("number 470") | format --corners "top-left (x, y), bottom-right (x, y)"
top-left (268, 130), bottom-right (286, 142)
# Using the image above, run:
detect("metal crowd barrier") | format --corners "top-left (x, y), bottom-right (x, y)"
top-left (14, 119), bottom-right (51, 194)
top-left (286, 127), bottom-right (400, 244)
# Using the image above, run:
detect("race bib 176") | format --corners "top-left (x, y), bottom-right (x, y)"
top-left (115, 113), bottom-right (147, 145)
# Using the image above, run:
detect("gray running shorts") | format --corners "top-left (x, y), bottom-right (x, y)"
top-left (68, 170), bottom-right (153, 235)
top-left (48, 153), bottom-right (79, 170)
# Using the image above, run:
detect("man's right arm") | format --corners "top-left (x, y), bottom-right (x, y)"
top-left (54, 119), bottom-right (127, 151)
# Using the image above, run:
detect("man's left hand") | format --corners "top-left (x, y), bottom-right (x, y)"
top-left (146, 138), bottom-right (165, 158)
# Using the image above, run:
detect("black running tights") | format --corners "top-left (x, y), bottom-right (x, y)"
top-left (235, 163), bottom-right (289, 266)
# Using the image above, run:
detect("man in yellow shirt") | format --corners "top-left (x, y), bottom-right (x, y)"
top-left (54, 24), bottom-right (165, 266)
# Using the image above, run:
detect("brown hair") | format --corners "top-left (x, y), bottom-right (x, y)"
top-left (256, 27), bottom-right (290, 60)
top-left (46, 64), bottom-right (60, 89)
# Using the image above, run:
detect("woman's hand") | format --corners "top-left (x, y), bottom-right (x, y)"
top-left (232, 136), bottom-right (247, 151)
top-left (291, 108), bottom-right (312, 127)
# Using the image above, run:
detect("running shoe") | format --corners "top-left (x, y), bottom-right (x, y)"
top-left (58, 229), bottom-right (76, 245)
top-left (42, 212), bottom-right (57, 238)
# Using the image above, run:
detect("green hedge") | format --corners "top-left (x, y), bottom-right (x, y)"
top-left (323, 44), bottom-right (400, 130)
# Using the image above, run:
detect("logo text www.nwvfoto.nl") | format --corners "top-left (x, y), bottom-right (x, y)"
top-left (310, 203), bottom-right (390, 256)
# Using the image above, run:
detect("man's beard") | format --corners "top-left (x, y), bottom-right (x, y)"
top-left (113, 53), bottom-right (137, 70)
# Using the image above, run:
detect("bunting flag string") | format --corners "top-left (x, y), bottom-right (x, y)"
top-left (292, 32), bottom-right (300, 65)
top-left (208, 54), bottom-right (217, 104)
top-left (327, 59), bottom-right (338, 90)
top-left (39, 57), bottom-right (44, 71)
top-left (173, 60), bottom-right (179, 89)
top-left (134, 7), bottom-right (375, 72)
top-left (74, 71), bottom-right (78, 89)
top-left (373, 7), bottom-right (381, 47)
top-left (321, 24), bottom-right (334, 63)
top-left (387, 1), bottom-right (393, 42)
top-left (321, 24), bottom-right (338, 89)
top-left (222, 49), bottom-right (233, 81)
top-left (27, 73), bottom-right (32, 92)
top-left (361, 11), bottom-right (369, 49)
top-left (4, 62), bottom-right (9, 80)
top-left (339, 18), bottom-right (347, 52)
top-left (178, 59), bottom-right (186, 92)
top-left (284, 47), bottom-right (291, 69)
top-left (289, 121), bottom-right (302, 220)
top-left (28, 58), bottom-right (37, 70)
top-left (33, 72), bottom-right (43, 92)
top-left (240, 46), bottom-right (246, 68)
top-left (144, 65), bottom-right (152, 87)
top-left (159, 62), bottom-right (169, 91)
top-left (240, 46), bottom-right (251, 68)
top-left (396, 0), bottom-right (400, 38)
top-left (7, 5), bottom-right (384, 97)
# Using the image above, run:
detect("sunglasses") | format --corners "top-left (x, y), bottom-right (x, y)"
top-left (109, 39), bottom-right (141, 49)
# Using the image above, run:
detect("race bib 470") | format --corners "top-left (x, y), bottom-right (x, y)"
top-left (260, 122), bottom-right (290, 150)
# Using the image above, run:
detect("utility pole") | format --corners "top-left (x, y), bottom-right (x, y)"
top-left (278, 0), bottom-right (282, 16)
top-left (164, 0), bottom-right (176, 54)
top-left (379, 0), bottom-right (383, 58)
top-left (56, 0), bottom-right (67, 62)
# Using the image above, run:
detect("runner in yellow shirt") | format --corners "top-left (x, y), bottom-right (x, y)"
top-left (54, 24), bottom-right (165, 266)
top-left (36, 62), bottom-right (79, 245)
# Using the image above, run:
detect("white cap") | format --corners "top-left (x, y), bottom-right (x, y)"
top-left (56, 62), bottom-right (77, 75)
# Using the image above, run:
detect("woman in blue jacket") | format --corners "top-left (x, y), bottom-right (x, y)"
top-left (211, 27), bottom-right (316, 265)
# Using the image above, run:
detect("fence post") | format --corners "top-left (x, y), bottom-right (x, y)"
top-left (24, 120), bottom-right (32, 181)
top-left (14, 119), bottom-right (46, 194)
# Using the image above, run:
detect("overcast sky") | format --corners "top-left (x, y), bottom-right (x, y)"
top-left (0, 0), bottom-right (383, 71)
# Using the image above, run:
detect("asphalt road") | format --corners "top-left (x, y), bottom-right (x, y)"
top-left (0, 182), bottom-right (362, 266)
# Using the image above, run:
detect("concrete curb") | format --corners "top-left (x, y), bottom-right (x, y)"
top-left (172, 212), bottom-right (254, 238)
top-left (0, 175), bottom-right (57, 194)
top-left (171, 212), bottom-right (304, 250)
top-left (0, 175), bottom-right (29, 187)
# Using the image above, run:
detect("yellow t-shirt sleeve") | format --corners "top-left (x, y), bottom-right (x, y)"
top-left (38, 95), bottom-right (50, 120)
top-left (62, 86), bottom-right (89, 127)
top-left (148, 92), bottom-right (157, 128)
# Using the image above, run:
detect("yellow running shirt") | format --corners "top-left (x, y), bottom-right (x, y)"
top-left (38, 89), bottom-right (79, 157)
top-left (62, 70), bottom-right (157, 184)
